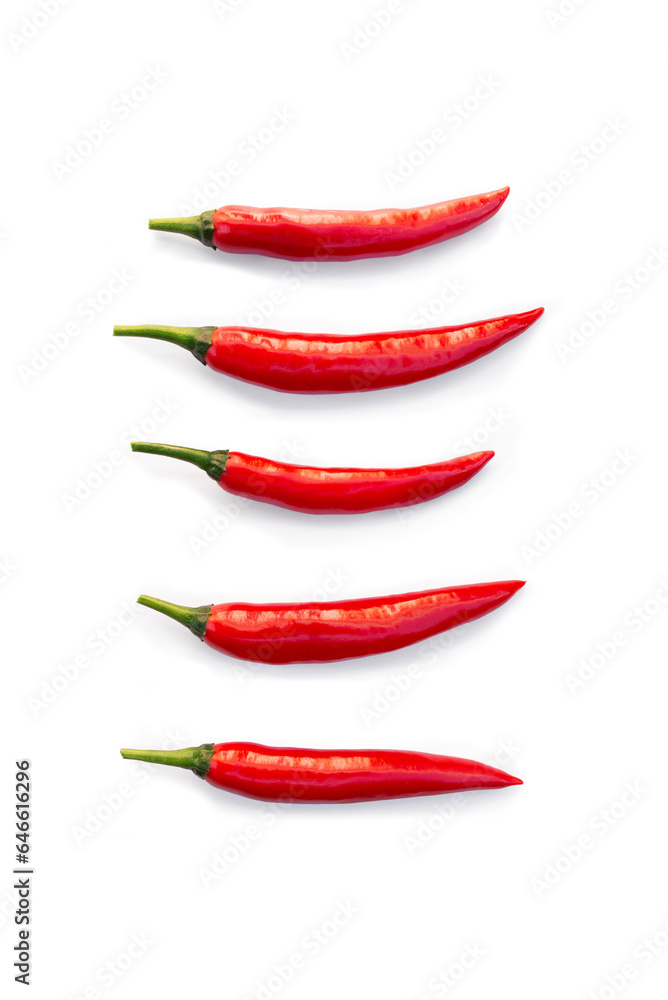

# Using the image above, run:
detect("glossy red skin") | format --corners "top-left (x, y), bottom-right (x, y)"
top-left (210, 188), bottom-right (509, 261)
top-left (219, 450), bottom-right (493, 515)
top-left (204, 309), bottom-right (543, 393)
top-left (205, 742), bottom-right (522, 802)
top-left (202, 580), bottom-right (524, 664)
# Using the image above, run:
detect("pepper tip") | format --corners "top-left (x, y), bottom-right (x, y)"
top-left (494, 185), bottom-right (510, 204)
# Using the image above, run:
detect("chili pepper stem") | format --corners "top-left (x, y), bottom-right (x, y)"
top-left (113, 323), bottom-right (199, 342)
top-left (148, 210), bottom-right (215, 248)
top-left (148, 216), bottom-right (202, 239)
top-left (131, 441), bottom-right (229, 481)
top-left (120, 744), bottom-right (214, 778)
top-left (137, 594), bottom-right (212, 640)
top-left (112, 325), bottom-right (214, 366)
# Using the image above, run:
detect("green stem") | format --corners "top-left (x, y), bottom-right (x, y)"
top-left (112, 325), bottom-right (214, 366)
top-left (148, 210), bottom-right (215, 249)
top-left (137, 595), bottom-right (212, 640)
top-left (131, 442), bottom-right (229, 481)
top-left (120, 744), bottom-right (214, 779)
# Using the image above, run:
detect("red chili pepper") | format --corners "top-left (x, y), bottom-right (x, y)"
top-left (147, 187), bottom-right (509, 261)
top-left (130, 441), bottom-right (494, 515)
top-left (113, 308), bottom-right (542, 394)
top-left (136, 580), bottom-right (524, 664)
top-left (120, 742), bottom-right (522, 802)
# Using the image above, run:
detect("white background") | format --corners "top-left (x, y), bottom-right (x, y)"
top-left (2, 1), bottom-right (668, 998)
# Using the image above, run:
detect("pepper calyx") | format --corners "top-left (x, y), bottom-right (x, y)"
top-left (137, 595), bottom-right (212, 641)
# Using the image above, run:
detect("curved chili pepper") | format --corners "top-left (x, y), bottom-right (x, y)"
top-left (130, 441), bottom-right (494, 515)
top-left (147, 187), bottom-right (509, 261)
top-left (136, 580), bottom-right (524, 664)
top-left (113, 308), bottom-right (543, 394)
top-left (120, 742), bottom-right (522, 802)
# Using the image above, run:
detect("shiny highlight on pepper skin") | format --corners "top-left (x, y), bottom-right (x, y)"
top-left (136, 580), bottom-right (525, 664)
top-left (205, 308), bottom-right (543, 393)
top-left (149, 187), bottom-right (510, 261)
top-left (221, 449), bottom-right (494, 513)
top-left (120, 742), bottom-right (523, 803)
top-left (130, 441), bottom-right (494, 515)
top-left (206, 744), bottom-right (522, 801)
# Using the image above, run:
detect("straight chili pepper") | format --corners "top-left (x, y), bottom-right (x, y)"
top-left (120, 742), bottom-right (522, 803)
top-left (131, 441), bottom-right (494, 515)
top-left (113, 308), bottom-right (543, 394)
top-left (147, 187), bottom-right (509, 262)
top-left (136, 581), bottom-right (524, 664)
